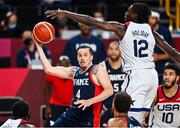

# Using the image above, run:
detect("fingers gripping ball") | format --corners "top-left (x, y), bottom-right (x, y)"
top-left (33, 21), bottom-right (55, 44)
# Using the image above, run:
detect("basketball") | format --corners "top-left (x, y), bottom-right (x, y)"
top-left (32, 21), bottom-right (55, 44)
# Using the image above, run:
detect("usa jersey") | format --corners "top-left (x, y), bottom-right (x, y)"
top-left (119, 22), bottom-right (155, 72)
top-left (149, 85), bottom-right (180, 127)
top-left (101, 60), bottom-right (126, 106)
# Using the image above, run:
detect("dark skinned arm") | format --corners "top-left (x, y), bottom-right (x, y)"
top-left (153, 31), bottom-right (180, 63)
top-left (45, 9), bottom-right (126, 39)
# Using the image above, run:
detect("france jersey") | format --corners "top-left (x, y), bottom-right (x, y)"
top-left (53, 65), bottom-right (103, 127)
top-left (101, 60), bottom-right (126, 106)
top-left (100, 60), bottom-right (126, 125)
top-left (119, 21), bottom-right (155, 72)
top-left (149, 85), bottom-right (180, 128)
top-left (126, 116), bottom-right (141, 128)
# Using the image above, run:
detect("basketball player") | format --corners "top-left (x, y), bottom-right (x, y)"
top-left (147, 63), bottom-right (180, 127)
top-left (45, 3), bottom-right (180, 122)
top-left (100, 41), bottom-right (126, 125)
top-left (32, 37), bottom-right (113, 127)
top-left (105, 91), bottom-right (141, 127)
top-left (1, 100), bottom-right (34, 128)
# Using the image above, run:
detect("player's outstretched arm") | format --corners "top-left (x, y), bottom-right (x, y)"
top-left (32, 37), bottom-right (73, 79)
top-left (153, 31), bottom-right (180, 63)
top-left (45, 9), bottom-right (125, 38)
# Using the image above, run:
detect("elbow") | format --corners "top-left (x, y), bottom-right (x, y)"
top-left (44, 66), bottom-right (53, 75)
top-left (44, 68), bottom-right (51, 74)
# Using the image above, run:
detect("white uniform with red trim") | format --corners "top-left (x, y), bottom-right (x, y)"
top-left (0, 119), bottom-right (21, 128)
top-left (149, 85), bottom-right (180, 128)
top-left (119, 22), bottom-right (158, 122)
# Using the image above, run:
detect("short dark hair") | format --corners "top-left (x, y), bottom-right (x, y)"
top-left (114, 91), bottom-right (132, 113)
top-left (77, 45), bottom-right (94, 55)
top-left (132, 3), bottom-right (151, 23)
top-left (164, 63), bottom-right (180, 76)
top-left (12, 100), bottom-right (29, 119)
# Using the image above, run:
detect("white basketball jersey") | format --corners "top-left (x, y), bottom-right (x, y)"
top-left (149, 86), bottom-right (180, 127)
top-left (119, 22), bottom-right (155, 72)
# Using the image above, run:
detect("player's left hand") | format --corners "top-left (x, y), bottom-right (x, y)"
top-left (45, 9), bottom-right (66, 19)
top-left (74, 99), bottom-right (93, 111)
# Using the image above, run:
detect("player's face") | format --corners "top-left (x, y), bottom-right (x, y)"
top-left (163, 69), bottom-right (179, 89)
top-left (107, 42), bottom-right (121, 61)
top-left (149, 16), bottom-right (158, 28)
top-left (124, 5), bottom-right (137, 22)
top-left (77, 48), bottom-right (93, 69)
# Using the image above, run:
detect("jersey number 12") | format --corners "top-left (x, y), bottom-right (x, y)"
top-left (133, 39), bottom-right (148, 58)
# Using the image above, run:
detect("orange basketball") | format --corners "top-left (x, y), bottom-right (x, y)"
top-left (32, 21), bottom-right (55, 44)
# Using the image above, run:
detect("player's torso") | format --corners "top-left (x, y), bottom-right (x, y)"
top-left (149, 86), bottom-right (180, 127)
top-left (119, 22), bottom-right (155, 72)
top-left (72, 65), bottom-right (103, 107)
top-left (102, 60), bottom-right (126, 106)
top-left (104, 60), bottom-right (126, 92)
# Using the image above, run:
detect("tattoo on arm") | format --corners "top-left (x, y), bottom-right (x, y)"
top-left (92, 65), bottom-right (99, 75)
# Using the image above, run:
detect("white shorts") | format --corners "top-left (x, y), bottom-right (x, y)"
top-left (121, 68), bottom-right (158, 122)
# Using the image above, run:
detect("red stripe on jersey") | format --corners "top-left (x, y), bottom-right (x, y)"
top-left (20, 119), bottom-right (28, 124)
top-left (125, 22), bottom-right (130, 29)
top-left (89, 66), bottom-right (103, 128)
top-left (157, 85), bottom-right (180, 103)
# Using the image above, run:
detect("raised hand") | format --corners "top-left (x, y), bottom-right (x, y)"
top-left (45, 9), bottom-right (66, 19)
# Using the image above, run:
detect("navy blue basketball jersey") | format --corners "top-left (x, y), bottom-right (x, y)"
top-left (72, 65), bottom-right (103, 127)
top-left (102, 60), bottom-right (126, 106)
top-left (126, 116), bottom-right (142, 127)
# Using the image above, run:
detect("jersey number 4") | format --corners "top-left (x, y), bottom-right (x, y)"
top-left (133, 39), bottom-right (148, 58)
top-left (76, 89), bottom-right (81, 99)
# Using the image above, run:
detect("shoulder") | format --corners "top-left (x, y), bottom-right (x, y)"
top-left (107, 118), bottom-right (124, 127)
top-left (17, 49), bottom-right (26, 56)
top-left (69, 35), bottom-right (81, 42)
top-left (71, 66), bottom-right (80, 75)
top-left (99, 61), bottom-right (106, 68)
top-left (91, 64), bottom-right (106, 75)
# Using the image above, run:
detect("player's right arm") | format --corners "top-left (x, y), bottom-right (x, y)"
top-left (33, 37), bottom-right (73, 79)
top-left (45, 9), bottom-right (126, 39)
top-left (153, 31), bottom-right (180, 63)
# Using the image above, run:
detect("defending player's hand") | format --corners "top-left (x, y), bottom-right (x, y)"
top-left (74, 99), bottom-right (93, 111)
top-left (45, 9), bottom-right (66, 19)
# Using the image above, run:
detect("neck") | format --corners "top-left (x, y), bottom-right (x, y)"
top-left (81, 34), bottom-right (91, 39)
top-left (108, 59), bottom-right (122, 69)
top-left (163, 84), bottom-right (178, 98)
top-left (114, 111), bottom-right (127, 117)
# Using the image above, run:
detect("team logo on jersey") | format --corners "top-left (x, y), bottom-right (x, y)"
top-left (131, 100), bottom-right (135, 106)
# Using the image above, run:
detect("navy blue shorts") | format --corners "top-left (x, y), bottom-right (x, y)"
top-left (53, 106), bottom-right (93, 127)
